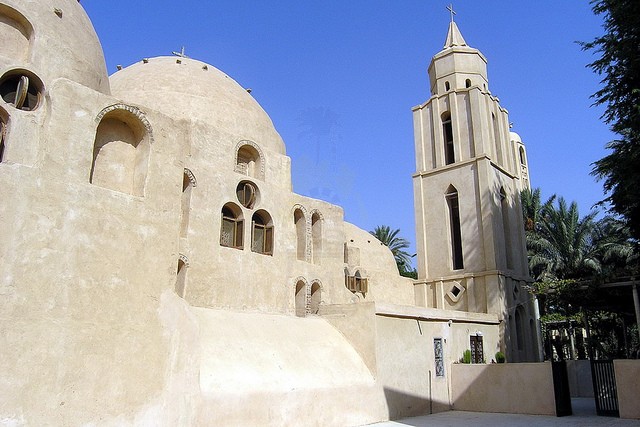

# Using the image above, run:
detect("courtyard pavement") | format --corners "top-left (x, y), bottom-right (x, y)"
top-left (365, 399), bottom-right (640, 427)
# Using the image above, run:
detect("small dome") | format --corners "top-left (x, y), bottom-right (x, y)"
top-left (110, 57), bottom-right (286, 155)
top-left (509, 131), bottom-right (522, 143)
top-left (0, 0), bottom-right (109, 94)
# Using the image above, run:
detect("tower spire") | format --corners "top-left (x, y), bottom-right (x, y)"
top-left (443, 20), bottom-right (467, 48)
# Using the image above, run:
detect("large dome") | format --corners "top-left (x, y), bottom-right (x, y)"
top-left (110, 57), bottom-right (286, 155)
top-left (0, 0), bottom-right (109, 93)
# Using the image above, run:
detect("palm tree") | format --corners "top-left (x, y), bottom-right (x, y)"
top-left (369, 225), bottom-right (413, 275)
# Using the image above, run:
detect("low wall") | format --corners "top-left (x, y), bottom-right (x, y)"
top-left (566, 360), bottom-right (593, 397)
top-left (451, 363), bottom-right (556, 415)
top-left (614, 360), bottom-right (640, 420)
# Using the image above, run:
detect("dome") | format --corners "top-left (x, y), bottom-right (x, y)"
top-left (509, 131), bottom-right (522, 143)
top-left (0, 0), bottom-right (109, 94)
top-left (110, 57), bottom-right (286, 155)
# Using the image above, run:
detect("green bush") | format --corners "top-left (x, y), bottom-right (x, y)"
top-left (495, 351), bottom-right (506, 363)
top-left (461, 349), bottom-right (472, 364)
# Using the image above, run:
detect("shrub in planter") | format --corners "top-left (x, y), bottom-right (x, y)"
top-left (495, 351), bottom-right (506, 363)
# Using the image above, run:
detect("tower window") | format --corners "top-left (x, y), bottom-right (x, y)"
top-left (442, 112), bottom-right (455, 165)
top-left (446, 186), bottom-right (464, 270)
top-left (519, 146), bottom-right (526, 166)
top-left (220, 203), bottom-right (243, 249)
top-left (294, 208), bottom-right (306, 261)
top-left (445, 81), bottom-right (450, 91)
top-left (465, 79), bottom-right (471, 88)
top-left (500, 188), bottom-right (513, 269)
top-left (235, 142), bottom-right (263, 180)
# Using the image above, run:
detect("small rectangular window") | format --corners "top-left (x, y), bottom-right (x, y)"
top-left (434, 338), bottom-right (445, 377)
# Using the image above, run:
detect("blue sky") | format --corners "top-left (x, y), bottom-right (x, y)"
top-left (82, 1), bottom-right (613, 261)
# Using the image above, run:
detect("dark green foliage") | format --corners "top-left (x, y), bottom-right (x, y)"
top-left (461, 349), bottom-right (472, 364)
top-left (581, 0), bottom-right (640, 240)
top-left (369, 225), bottom-right (415, 278)
top-left (495, 351), bottom-right (506, 363)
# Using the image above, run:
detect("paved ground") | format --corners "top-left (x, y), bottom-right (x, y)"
top-left (366, 399), bottom-right (640, 427)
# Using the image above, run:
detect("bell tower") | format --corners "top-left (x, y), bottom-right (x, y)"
top-left (411, 16), bottom-right (540, 362)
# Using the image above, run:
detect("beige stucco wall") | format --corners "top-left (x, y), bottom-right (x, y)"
top-left (614, 360), bottom-right (640, 419)
top-left (451, 363), bottom-right (556, 415)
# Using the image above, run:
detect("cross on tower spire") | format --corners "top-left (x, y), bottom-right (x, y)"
top-left (446, 4), bottom-right (456, 22)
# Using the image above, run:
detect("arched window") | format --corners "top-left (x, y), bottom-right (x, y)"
top-left (252, 210), bottom-right (273, 255)
top-left (295, 279), bottom-right (307, 317)
top-left (90, 105), bottom-right (151, 196)
top-left (294, 208), bottom-right (306, 261)
top-left (311, 212), bottom-right (322, 265)
top-left (500, 188), bottom-right (513, 269)
top-left (180, 169), bottom-right (196, 238)
top-left (446, 185), bottom-right (464, 270)
top-left (519, 146), bottom-right (526, 166)
top-left (310, 282), bottom-right (321, 314)
top-left (442, 112), bottom-right (455, 165)
top-left (235, 143), bottom-right (263, 180)
top-left (220, 203), bottom-right (243, 249)
top-left (175, 255), bottom-right (188, 298)
top-left (445, 81), bottom-right (450, 91)
top-left (465, 79), bottom-right (472, 88)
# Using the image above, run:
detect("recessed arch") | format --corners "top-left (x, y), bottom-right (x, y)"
top-left (311, 210), bottom-right (323, 265)
top-left (180, 169), bottom-right (196, 237)
top-left (310, 281), bottom-right (322, 314)
top-left (465, 79), bottom-right (472, 88)
top-left (175, 254), bottom-right (189, 298)
top-left (293, 207), bottom-right (306, 261)
top-left (294, 277), bottom-right (308, 317)
top-left (235, 140), bottom-right (264, 180)
top-left (0, 4), bottom-right (33, 62)
top-left (220, 202), bottom-right (244, 249)
top-left (90, 104), bottom-right (153, 196)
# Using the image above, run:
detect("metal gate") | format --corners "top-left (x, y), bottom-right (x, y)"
top-left (591, 360), bottom-right (619, 417)
top-left (551, 361), bottom-right (572, 417)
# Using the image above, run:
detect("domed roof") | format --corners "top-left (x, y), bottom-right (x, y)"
top-left (509, 131), bottom-right (523, 143)
top-left (109, 57), bottom-right (286, 155)
top-left (0, 0), bottom-right (109, 93)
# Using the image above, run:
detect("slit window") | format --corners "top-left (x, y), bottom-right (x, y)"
top-left (442, 112), bottom-right (455, 165)
top-left (0, 116), bottom-right (6, 162)
top-left (446, 186), bottom-right (464, 270)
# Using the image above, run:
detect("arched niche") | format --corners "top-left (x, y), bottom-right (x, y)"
top-left (90, 105), bottom-right (152, 196)
top-left (180, 169), bottom-right (197, 238)
top-left (294, 278), bottom-right (308, 317)
top-left (310, 281), bottom-right (321, 314)
top-left (311, 211), bottom-right (323, 265)
top-left (0, 5), bottom-right (32, 62)
top-left (293, 207), bottom-right (306, 261)
top-left (175, 254), bottom-right (189, 298)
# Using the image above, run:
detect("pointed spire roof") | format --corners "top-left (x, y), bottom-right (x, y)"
top-left (443, 21), bottom-right (467, 48)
